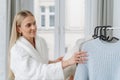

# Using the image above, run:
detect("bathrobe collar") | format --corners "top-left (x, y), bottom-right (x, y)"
top-left (16, 36), bottom-right (42, 62)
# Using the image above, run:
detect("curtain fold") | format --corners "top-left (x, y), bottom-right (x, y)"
top-left (97, 0), bottom-right (113, 26)
top-left (113, 0), bottom-right (120, 38)
top-left (9, 0), bottom-right (34, 36)
top-left (9, 0), bottom-right (22, 34)
top-left (85, 0), bottom-right (113, 37)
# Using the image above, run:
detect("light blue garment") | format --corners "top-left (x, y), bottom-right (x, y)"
top-left (74, 38), bottom-right (120, 80)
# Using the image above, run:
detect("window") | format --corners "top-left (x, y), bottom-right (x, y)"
top-left (34, 0), bottom-right (55, 60)
top-left (40, 6), bottom-right (45, 12)
top-left (49, 6), bottom-right (55, 12)
top-left (49, 15), bottom-right (55, 26)
top-left (39, 5), bottom-right (55, 29)
top-left (41, 15), bottom-right (45, 27)
top-left (49, 6), bottom-right (55, 27)
top-left (34, 0), bottom-right (85, 59)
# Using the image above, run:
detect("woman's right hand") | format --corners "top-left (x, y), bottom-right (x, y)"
top-left (62, 51), bottom-right (88, 69)
top-left (68, 51), bottom-right (88, 65)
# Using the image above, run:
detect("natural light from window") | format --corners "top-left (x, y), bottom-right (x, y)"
top-left (34, 0), bottom-right (85, 60)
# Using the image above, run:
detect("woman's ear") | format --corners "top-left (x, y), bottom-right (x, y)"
top-left (16, 26), bottom-right (21, 34)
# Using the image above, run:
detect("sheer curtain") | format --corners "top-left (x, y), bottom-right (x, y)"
top-left (85, 0), bottom-right (113, 37)
top-left (0, 0), bottom-right (8, 79)
top-left (97, 0), bottom-right (113, 26)
top-left (55, 0), bottom-right (65, 58)
top-left (8, 0), bottom-right (34, 46)
top-left (9, 0), bottom-right (33, 32)
top-left (113, 0), bottom-right (120, 38)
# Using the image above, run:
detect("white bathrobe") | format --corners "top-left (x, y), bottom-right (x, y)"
top-left (10, 36), bottom-right (64, 80)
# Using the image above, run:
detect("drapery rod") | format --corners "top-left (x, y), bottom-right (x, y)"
top-left (105, 27), bottom-right (120, 30)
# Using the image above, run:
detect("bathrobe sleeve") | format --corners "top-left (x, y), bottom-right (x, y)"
top-left (10, 46), bottom-right (64, 80)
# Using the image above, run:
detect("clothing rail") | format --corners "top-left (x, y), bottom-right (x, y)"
top-left (107, 27), bottom-right (120, 30)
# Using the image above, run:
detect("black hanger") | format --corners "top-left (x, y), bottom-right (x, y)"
top-left (107, 37), bottom-right (119, 42)
top-left (99, 26), bottom-right (106, 41)
top-left (93, 26), bottom-right (119, 42)
top-left (92, 26), bottom-right (101, 39)
top-left (104, 26), bottom-right (111, 41)
top-left (99, 26), bottom-right (119, 42)
top-left (92, 26), bottom-right (98, 39)
top-left (106, 27), bottom-right (119, 42)
top-left (99, 26), bottom-right (111, 41)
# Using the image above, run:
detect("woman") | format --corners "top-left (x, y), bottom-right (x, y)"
top-left (8, 10), bottom-right (87, 80)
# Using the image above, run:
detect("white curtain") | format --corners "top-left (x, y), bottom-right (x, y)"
top-left (97, 0), bottom-right (113, 26)
top-left (85, 0), bottom-right (113, 37)
top-left (55, 0), bottom-right (65, 58)
top-left (9, 0), bottom-right (34, 33)
top-left (113, 0), bottom-right (120, 38)
top-left (0, 0), bottom-right (8, 79)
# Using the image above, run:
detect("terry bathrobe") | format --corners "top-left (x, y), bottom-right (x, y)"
top-left (10, 36), bottom-right (64, 80)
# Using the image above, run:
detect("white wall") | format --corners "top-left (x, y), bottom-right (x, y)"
top-left (0, 0), bottom-right (8, 79)
top-left (65, 0), bottom-right (84, 30)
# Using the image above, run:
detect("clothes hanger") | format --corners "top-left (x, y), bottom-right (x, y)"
top-left (92, 26), bottom-right (101, 39)
top-left (92, 26), bottom-right (98, 39)
top-left (93, 26), bottom-right (119, 42)
top-left (103, 26), bottom-right (111, 41)
top-left (106, 27), bottom-right (119, 42)
top-left (99, 26), bottom-right (119, 42)
top-left (99, 26), bottom-right (108, 41)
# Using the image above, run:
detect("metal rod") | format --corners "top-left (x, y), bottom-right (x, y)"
top-left (107, 27), bottom-right (120, 30)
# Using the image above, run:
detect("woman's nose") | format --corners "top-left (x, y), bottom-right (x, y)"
top-left (31, 25), bottom-right (36, 30)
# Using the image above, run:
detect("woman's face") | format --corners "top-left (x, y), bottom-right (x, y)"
top-left (18, 16), bottom-right (37, 40)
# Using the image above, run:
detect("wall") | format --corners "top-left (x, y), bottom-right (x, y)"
top-left (65, 0), bottom-right (84, 30)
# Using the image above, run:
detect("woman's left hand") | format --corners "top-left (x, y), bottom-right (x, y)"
top-left (55, 56), bottom-right (63, 62)
top-left (49, 56), bottom-right (63, 64)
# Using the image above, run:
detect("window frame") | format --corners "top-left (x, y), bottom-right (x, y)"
top-left (39, 5), bottom-right (55, 30)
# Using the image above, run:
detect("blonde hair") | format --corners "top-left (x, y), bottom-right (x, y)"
top-left (8, 10), bottom-right (34, 80)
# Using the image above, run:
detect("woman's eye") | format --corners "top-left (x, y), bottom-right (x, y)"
top-left (26, 23), bottom-right (31, 27)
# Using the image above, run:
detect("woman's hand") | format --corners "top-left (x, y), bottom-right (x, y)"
top-left (55, 56), bottom-right (63, 62)
top-left (62, 51), bottom-right (88, 69)
top-left (69, 51), bottom-right (88, 65)
top-left (49, 56), bottom-right (63, 64)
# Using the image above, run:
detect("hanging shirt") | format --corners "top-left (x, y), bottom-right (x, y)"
top-left (74, 38), bottom-right (120, 80)
top-left (10, 35), bottom-right (64, 80)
